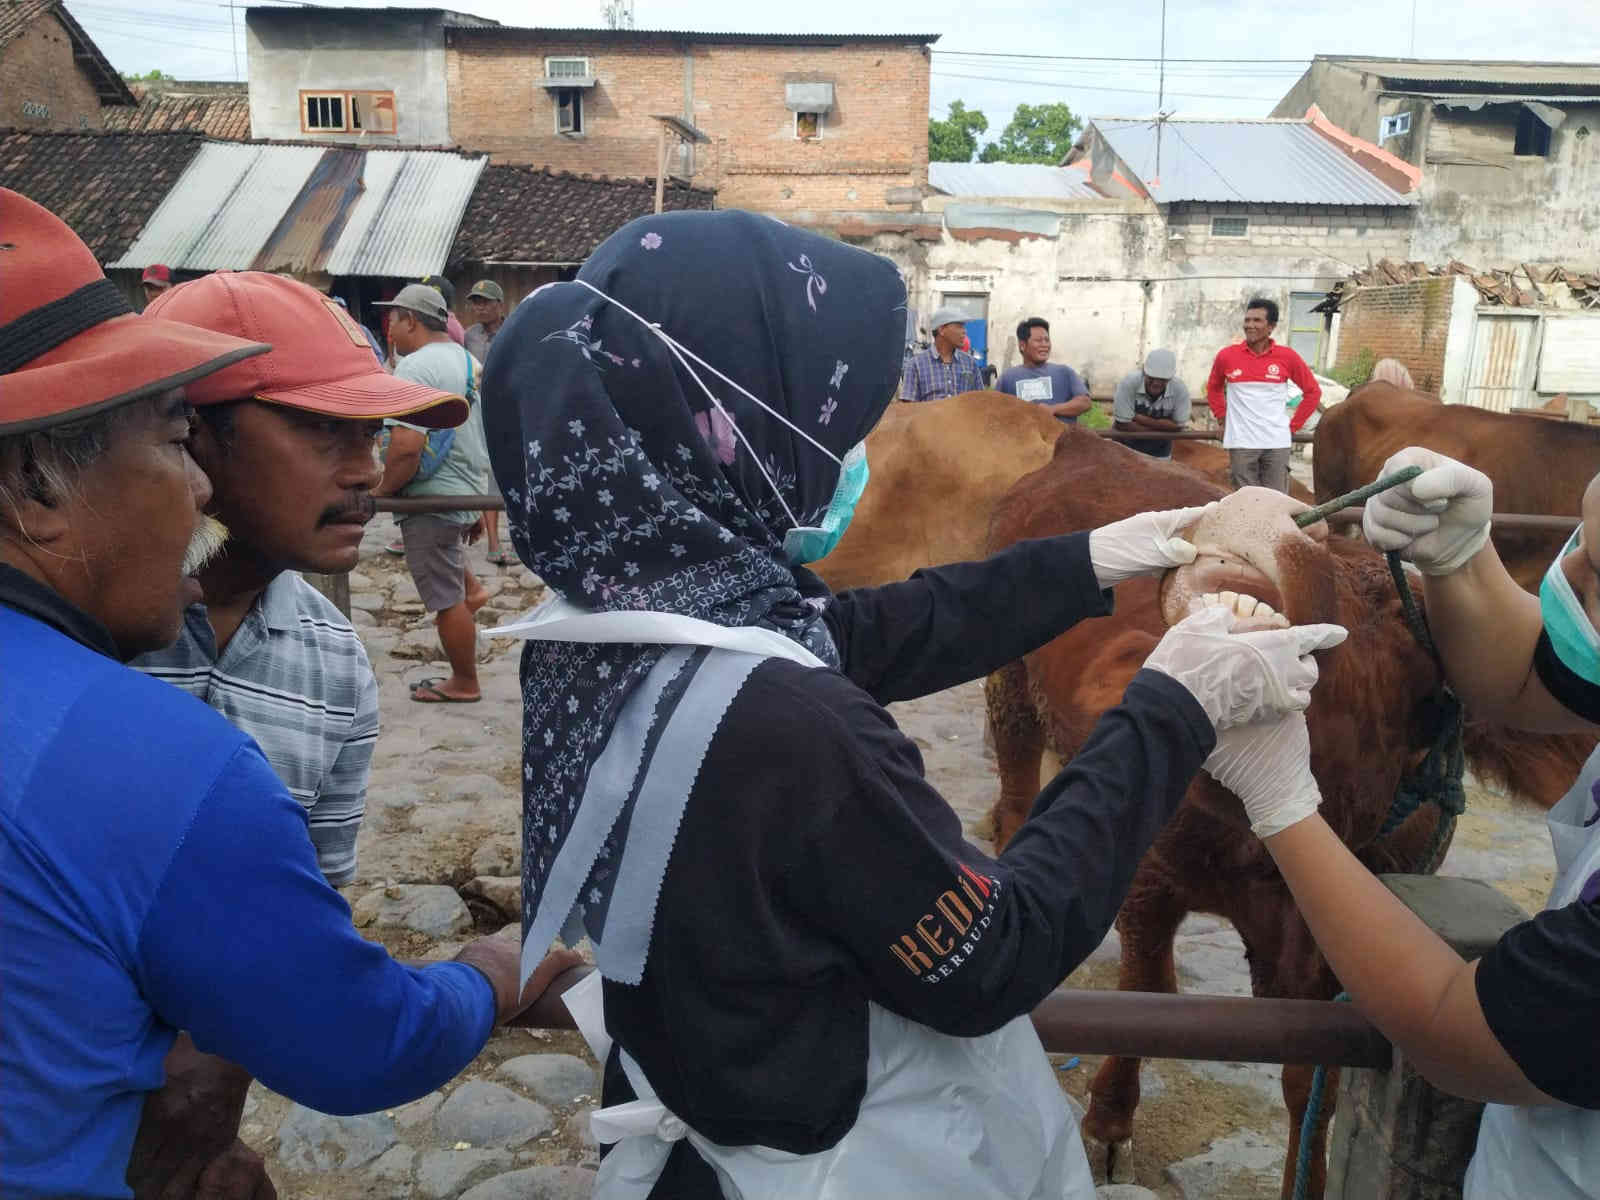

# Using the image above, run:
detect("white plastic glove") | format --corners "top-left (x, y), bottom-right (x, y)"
top-left (1203, 712), bottom-right (1322, 838)
top-left (1361, 447), bottom-right (1493, 575)
top-left (1089, 503), bottom-right (1218, 590)
top-left (1143, 604), bottom-right (1348, 731)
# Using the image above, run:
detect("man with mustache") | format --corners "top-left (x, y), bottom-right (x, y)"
top-left (133, 272), bottom-right (464, 887)
top-left (1, 191), bottom-right (581, 1200)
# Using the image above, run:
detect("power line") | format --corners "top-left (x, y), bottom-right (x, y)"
top-left (930, 71), bottom-right (1283, 104)
top-left (935, 50), bottom-right (1312, 64)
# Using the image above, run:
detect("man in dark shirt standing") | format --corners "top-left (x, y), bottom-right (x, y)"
top-left (997, 317), bottom-right (1091, 424)
top-left (899, 306), bottom-right (984, 403)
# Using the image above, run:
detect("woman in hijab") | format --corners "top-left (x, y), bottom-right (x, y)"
top-left (481, 210), bottom-right (1340, 1198)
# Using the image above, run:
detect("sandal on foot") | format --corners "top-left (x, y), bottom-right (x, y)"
top-left (410, 678), bottom-right (481, 704)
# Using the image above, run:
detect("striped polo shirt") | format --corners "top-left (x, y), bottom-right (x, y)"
top-left (132, 572), bottom-right (379, 886)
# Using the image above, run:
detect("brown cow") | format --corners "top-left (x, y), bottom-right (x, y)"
top-left (1313, 380), bottom-right (1599, 590)
top-left (985, 426), bottom-right (1593, 1197)
top-left (816, 391), bottom-right (1308, 591)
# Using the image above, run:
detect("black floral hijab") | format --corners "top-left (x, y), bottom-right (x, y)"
top-left (480, 210), bottom-right (906, 984)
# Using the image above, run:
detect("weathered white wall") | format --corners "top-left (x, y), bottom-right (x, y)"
top-left (1411, 104), bottom-right (1600, 269)
top-left (861, 197), bottom-right (1412, 398)
top-left (246, 10), bottom-right (451, 145)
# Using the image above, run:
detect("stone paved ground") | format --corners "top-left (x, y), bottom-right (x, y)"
top-left (238, 515), bottom-right (1557, 1199)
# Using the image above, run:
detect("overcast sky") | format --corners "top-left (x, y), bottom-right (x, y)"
top-left (71, 0), bottom-right (1600, 138)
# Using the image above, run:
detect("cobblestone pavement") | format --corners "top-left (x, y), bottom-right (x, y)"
top-left (236, 517), bottom-right (1556, 1198)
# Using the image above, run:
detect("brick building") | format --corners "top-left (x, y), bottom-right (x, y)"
top-left (0, 0), bottom-right (135, 131)
top-left (444, 26), bottom-right (935, 212)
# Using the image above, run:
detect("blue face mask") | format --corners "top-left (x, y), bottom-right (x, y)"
top-left (1540, 527), bottom-right (1600, 696)
top-left (784, 441), bottom-right (869, 564)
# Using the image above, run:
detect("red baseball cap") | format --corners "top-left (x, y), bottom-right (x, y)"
top-left (145, 272), bottom-right (468, 429)
top-left (141, 264), bottom-right (173, 288)
top-left (0, 189), bottom-right (269, 436)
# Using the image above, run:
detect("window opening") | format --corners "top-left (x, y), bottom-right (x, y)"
top-left (556, 89), bottom-right (584, 134)
top-left (795, 111), bottom-right (823, 140)
top-left (1211, 215), bottom-right (1249, 238)
top-left (305, 94), bottom-right (345, 131)
top-left (1379, 112), bottom-right (1411, 142)
top-left (1515, 109), bottom-right (1552, 157)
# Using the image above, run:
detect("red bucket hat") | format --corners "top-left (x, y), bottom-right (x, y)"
top-left (0, 189), bottom-right (269, 436)
top-left (146, 273), bottom-right (468, 430)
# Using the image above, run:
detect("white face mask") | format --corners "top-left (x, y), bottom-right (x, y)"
top-left (569, 280), bottom-right (847, 541)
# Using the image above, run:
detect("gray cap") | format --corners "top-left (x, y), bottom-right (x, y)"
top-left (1143, 348), bottom-right (1177, 379)
top-left (928, 305), bottom-right (968, 333)
top-left (373, 283), bottom-right (449, 323)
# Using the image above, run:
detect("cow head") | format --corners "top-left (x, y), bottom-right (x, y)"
top-left (1148, 488), bottom-right (1592, 850)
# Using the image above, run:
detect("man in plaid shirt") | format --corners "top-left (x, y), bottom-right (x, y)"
top-left (900, 306), bottom-right (984, 403)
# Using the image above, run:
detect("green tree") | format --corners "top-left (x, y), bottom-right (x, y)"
top-left (928, 100), bottom-right (989, 163)
top-left (121, 69), bottom-right (174, 83)
top-left (977, 102), bottom-right (1083, 164)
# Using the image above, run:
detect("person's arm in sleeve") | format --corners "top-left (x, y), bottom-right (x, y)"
top-left (308, 662), bottom-right (378, 887)
top-left (994, 367), bottom-right (1018, 397)
top-left (1111, 374), bottom-right (1138, 431)
top-left (375, 421), bottom-right (424, 497)
top-left (1206, 353), bottom-right (1228, 423)
top-left (1170, 379), bottom-right (1193, 427)
top-left (1050, 368), bottom-right (1092, 419)
top-left (135, 745), bottom-right (496, 1115)
top-left (1288, 354), bottom-right (1321, 433)
top-left (787, 666), bottom-right (1214, 1036)
top-left (823, 532), bottom-right (1113, 704)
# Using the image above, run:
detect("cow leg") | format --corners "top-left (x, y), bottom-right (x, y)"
top-left (1082, 871), bottom-right (1187, 1185)
top-left (985, 662), bottom-right (1043, 851)
top-left (1229, 888), bottom-right (1342, 1200)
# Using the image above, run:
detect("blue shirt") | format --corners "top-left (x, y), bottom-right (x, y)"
top-left (996, 364), bottom-right (1090, 422)
top-left (899, 346), bottom-right (984, 403)
top-left (0, 568), bottom-right (494, 1199)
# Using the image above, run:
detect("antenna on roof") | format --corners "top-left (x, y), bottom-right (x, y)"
top-left (603, 0), bottom-right (636, 30)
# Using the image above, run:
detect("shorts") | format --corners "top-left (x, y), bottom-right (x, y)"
top-left (401, 514), bottom-right (468, 612)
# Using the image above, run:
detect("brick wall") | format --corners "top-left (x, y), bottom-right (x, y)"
top-left (0, 13), bottom-right (108, 131)
top-left (446, 36), bottom-right (929, 212)
top-left (1332, 277), bottom-right (1457, 393)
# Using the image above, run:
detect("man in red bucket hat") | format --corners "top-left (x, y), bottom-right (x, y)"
top-left (0, 192), bottom-right (574, 1196)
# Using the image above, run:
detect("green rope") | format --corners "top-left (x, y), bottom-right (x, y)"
top-left (1292, 993), bottom-right (1352, 1200)
top-left (1295, 466), bottom-right (1424, 529)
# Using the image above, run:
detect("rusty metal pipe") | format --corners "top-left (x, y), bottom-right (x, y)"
top-left (1096, 429), bottom-right (1316, 443)
top-left (509, 966), bottom-right (1390, 1069)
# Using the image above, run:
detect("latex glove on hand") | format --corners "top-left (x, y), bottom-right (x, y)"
top-left (1143, 603), bottom-right (1348, 731)
top-left (1362, 447), bottom-right (1493, 575)
top-left (1090, 502), bottom-right (1218, 590)
top-left (1204, 712), bottom-right (1322, 838)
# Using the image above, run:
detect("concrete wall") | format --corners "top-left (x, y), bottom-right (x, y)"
top-left (1411, 103), bottom-right (1600, 269)
top-left (246, 9), bottom-right (452, 145)
top-left (0, 11), bottom-right (108, 131)
top-left (855, 198), bottom-right (1410, 398)
top-left (1272, 62), bottom-right (1388, 153)
top-left (445, 35), bottom-right (929, 212)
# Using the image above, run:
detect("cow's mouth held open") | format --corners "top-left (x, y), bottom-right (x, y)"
top-left (1161, 554), bottom-right (1289, 630)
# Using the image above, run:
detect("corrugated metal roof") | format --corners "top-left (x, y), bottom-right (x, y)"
top-left (1090, 118), bottom-right (1414, 206)
top-left (929, 162), bottom-right (1101, 200)
top-left (1322, 56), bottom-right (1600, 89)
top-left (111, 143), bottom-right (485, 276)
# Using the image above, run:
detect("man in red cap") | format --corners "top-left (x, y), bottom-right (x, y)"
top-left (0, 189), bottom-right (574, 1198)
top-left (136, 271), bottom-right (466, 889)
top-left (141, 263), bottom-right (174, 308)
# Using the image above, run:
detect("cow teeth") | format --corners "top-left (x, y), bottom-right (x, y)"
top-left (1233, 593), bottom-right (1260, 618)
top-left (1254, 600), bottom-right (1277, 618)
top-left (1201, 592), bottom-right (1222, 608)
top-left (1218, 591), bottom-right (1239, 612)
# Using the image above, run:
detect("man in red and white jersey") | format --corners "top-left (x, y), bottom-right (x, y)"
top-left (1206, 297), bottom-right (1320, 493)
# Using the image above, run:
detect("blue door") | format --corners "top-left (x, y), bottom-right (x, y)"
top-left (964, 320), bottom-right (988, 368)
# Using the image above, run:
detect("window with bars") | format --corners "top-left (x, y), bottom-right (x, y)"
top-left (1211, 215), bottom-right (1249, 238)
top-left (300, 90), bottom-right (396, 135)
top-left (545, 56), bottom-right (592, 80)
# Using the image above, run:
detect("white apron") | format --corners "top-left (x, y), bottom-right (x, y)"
top-left (1464, 745), bottom-right (1600, 1200)
top-left (492, 600), bottom-right (1096, 1200)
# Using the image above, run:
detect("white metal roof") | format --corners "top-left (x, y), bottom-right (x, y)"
top-left (928, 161), bottom-right (1101, 200)
top-left (111, 142), bottom-right (486, 277)
top-left (1089, 118), bottom-right (1415, 207)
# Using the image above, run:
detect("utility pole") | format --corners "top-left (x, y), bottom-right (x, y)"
top-left (1155, 0), bottom-right (1167, 178)
top-left (1409, 0), bottom-right (1418, 55)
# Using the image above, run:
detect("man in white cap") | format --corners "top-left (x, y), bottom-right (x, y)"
top-left (899, 305), bottom-right (984, 403)
top-left (373, 283), bottom-right (490, 703)
top-left (1113, 348), bottom-right (1191, 459)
